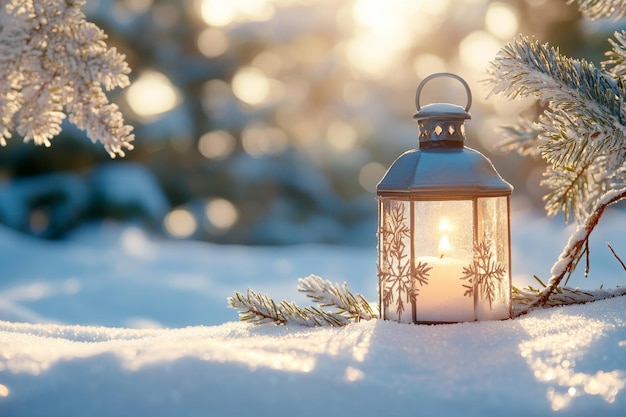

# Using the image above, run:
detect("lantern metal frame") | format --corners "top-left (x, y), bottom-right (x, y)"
top-left (376, 73), bottom-right (513, 324)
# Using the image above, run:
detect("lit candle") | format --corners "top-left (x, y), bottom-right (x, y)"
top-left (414, 218), bottom-right (474, 323)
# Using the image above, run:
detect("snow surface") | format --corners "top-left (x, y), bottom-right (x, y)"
top-left (0, 205), bottom-right (625, 416)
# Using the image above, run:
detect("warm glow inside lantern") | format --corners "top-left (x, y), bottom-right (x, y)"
top-left (377, 73), bottom-right (513, 324)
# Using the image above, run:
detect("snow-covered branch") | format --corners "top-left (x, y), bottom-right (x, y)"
top-left (0, 0), bottom-right (134, 157)
top-left (298, 275), bottom-right (377, 322)
top-left (485, 35), bottom-right (626, 223)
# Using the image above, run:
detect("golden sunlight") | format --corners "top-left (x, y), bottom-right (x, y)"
top-left (125, 70), bottom-right (182, 122)
top-left (345, 0), bottom-right (451, 78)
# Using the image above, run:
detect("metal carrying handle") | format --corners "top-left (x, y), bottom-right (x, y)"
top-left (415, 73), bottom-right (472, 112)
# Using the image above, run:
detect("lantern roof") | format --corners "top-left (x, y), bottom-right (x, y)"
top-left (377, 146), bottom-right (513, 198)
top-left (413, 103), bottom-right (470, 122)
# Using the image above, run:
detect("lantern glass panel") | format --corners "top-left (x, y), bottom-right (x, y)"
top-left (378, 199), bottom-right (412, 323)
top-left (475, 196), bottom-right (511, 320)
top-left (412, 199), bottom-right (474, 323)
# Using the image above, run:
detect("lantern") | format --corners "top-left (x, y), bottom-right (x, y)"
top-left (377, 73), bottom-right (513, 324)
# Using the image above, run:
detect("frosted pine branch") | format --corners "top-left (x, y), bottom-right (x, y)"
top-left (496, 117), bottom-right (543, 157)
top-left (568, 0), bottom-right (626, 20)
top-left (228, 276), bottom-right (377, 326)
top-left (228, 288), bottom-right (351, 327)
top-left (298, 274), bottom-right (377, 322)
top-left (485, 35), bottom-right (625, 123)
top-left (512, 278), bottom-right (626, 317)
top-left (604, 31), bottom-right (626, 79)
top-left (0, 0), bottom-right (134, 157)
top-left (485, 35), bottom-right (626, 222)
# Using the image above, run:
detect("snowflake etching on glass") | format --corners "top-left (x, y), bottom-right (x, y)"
top-left (378, 201), bottom-right (431, 321)
top-left (460, 240), bottom-right (507, 310)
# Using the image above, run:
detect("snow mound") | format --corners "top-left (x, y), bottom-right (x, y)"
top-left (1, 297), bottom-right (625, 417)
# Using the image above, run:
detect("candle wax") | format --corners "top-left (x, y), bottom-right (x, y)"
top-left (415, 256), bottom-right (474, 323)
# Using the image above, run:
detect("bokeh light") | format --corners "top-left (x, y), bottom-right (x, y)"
top-left (197, 28), bottom-right (229, 58)
top-left (459, 30), bottom-right (503, 72)
top-left (22, 0), bottom-right (582, 245)
top-left (485, 2), bottom-right (519, 39)
top-left (125, 70), bottom-right (182, 122)
top-left (205, 198), bottom-right (239, 232)
top-left (231, 67), bottom-right (284, 106)
top-left (326, 121), bottom-right (359, 151)
top-left (198, 130), bottom-right (236, 160)
top-left (164, 208), bottom-right (197, 238)
top-left (198, 0), bottom-right (275, 27)
top-left (241, 123), bottom-right (289, 157)
top-left (359, 161), bottom-right (387, 193)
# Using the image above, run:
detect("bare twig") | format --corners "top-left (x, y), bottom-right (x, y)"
top-left (607, 242), bottom-right (626, 271)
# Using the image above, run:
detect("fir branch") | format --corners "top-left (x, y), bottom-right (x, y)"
top-left (227, 288), bottom-right (351, 327)
top-left (486, 35), bottom-right (626, 130)
top-left (568, 0), bottom-right (626, 20)
top-left (485, 35), bottom-right (626, 144)
top-left (0, 0), bottom-right (134, 157)
top-left (228, 289), bottom-right (287, 325)
top-left (603, 31), bottom-right (626, 79)
top-left (495, 117), bottom-right (543, 157)
top-left (297, 274), bottom-right (377, 322)
top-left (486, 35), bottom-right (626, 223)
top-left (512, 275), bottom-right (626, 317)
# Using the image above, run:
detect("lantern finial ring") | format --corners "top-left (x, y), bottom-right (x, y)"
top-left (415, 73), bottom-right (472, 112)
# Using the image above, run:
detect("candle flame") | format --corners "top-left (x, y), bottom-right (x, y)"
top-left (438, 234), bottom-right (451, 258)
top-left (438, 218), bottom-right (452, 257)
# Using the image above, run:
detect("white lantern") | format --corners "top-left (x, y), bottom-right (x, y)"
top-left (377, 73), bottom-right (513, 324)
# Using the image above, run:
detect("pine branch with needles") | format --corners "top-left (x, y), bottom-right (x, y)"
top-left (485, 25), bottom-right (626, 312)
top-left (228, 274), bottom-right (377, 327)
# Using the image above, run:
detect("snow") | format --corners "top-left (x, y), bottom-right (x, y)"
top-left (0, 204), bottom-right (625, 416)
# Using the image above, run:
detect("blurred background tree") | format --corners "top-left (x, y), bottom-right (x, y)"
top-left (0, 0), bottom-right (618, 245)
